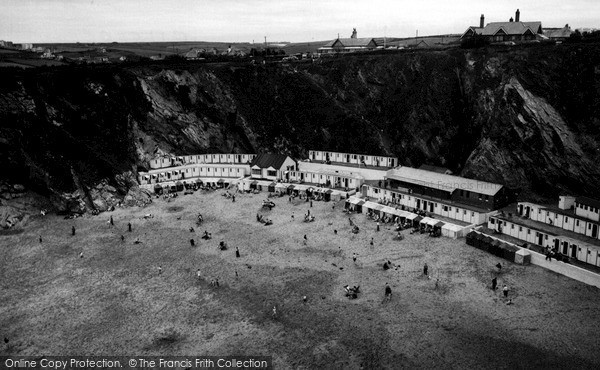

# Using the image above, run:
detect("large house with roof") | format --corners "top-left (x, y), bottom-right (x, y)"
top-left (462, 9), bottom-right (543, 43)
top-left (318, 29), bottom-right (378, 54)
top-left (250, 153), bottom-right (297, 181)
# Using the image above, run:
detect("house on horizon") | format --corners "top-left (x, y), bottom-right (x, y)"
top-left (250, 153), bottom-right (297, 181)
top-left (317, 29), bottom-right (378, 54)
top-left (462, 9), bottom-right (543, 43)
top-left (543, 24), bottom-right (573, 41)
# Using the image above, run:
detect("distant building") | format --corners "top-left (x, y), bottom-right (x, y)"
top-left (543, 24), bottom-right (573, 41)
top-left (21, 43), bottom-right (33, 50)
top-left (462, 9), bottom-right (543, 42)
top-left (318, 29), bottom-right (378, 54)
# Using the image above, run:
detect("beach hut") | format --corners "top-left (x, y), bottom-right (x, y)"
top-left (323, 189), bottom-right (333, 201)
top-left (175, 181), bottom-right (184, 192)
top-left (275, 183), bottom-right (287, 194)
top-left (500, 242), bottom-right (518, 262)
top-left (443, 223), bottom-right (462, 239)
top-left (412, 215), bottom-right (423, 228)
top-left (217, 179), bottom-right (225, 188)
top-left (250, 180), bottom-right (258, 190)
top-left (481, 235), bottom-right (493, 253)
top-left (330, 190), bottom-right (342, 202)
top-left (514, 248), bottom-right (531, 265)
top-left (154, 184), bottom-right (163, 195)
top-left (287, 184), bottom-right (295, 195)
top-left (466, 231), bottom-right (476, 245)
top-left (489, 239), bottom-right (502, 257)
top-left (267, 182), bottom-right (276, 192)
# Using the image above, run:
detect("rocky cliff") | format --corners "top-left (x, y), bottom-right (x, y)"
top-left (0, 43), bottom-right (599, 218)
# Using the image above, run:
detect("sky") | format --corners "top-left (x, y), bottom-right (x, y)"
top-left (1, 0), bottom-right (599, 43)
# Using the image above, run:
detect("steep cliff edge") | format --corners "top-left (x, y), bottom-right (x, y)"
top-left (0, 43), bottom-right (598, 216)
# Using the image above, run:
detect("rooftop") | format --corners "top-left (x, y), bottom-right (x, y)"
top-left (480, 21), bottom-right (542, 36)
top-left (386, 166), bottom-right (504, 196)
top-left (321, 38), bottom-right (377, 48)
top-left (492, 213), bottom-right (600, 248)
top-left (250, 153), bottom-right (293, 169)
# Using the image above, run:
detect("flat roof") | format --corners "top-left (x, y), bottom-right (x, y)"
top-left (491, 214), bottom-right (600, 248)
top-left (303, 159), bottom-right (394, 170)
top-left (369, 185), bottom-right (493, 214)
top-left (142, 163), bottom-right (248, 175)
top-left (386, 167), bottom-right (503, 196)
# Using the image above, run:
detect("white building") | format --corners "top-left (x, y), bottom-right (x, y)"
top-left (149, 153), bottom-right (256, 169)
top-left (308, 150), bottom-right (397, 168)
top-left (250, 153), bottom-right (296, 181)
top-left (139, 163), bottom-right (250, 185)
top-left (516, 197), bottom-right (600, 241)
top-left (488, 215), bottom-right (600, 267)
top-left (362, 184), bottom-right (493, 225)
top-left (286, 169), bottom-right (364, 190)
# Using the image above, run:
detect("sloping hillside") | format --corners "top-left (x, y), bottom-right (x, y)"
top-left (0, 43), bottom-right (599, 214)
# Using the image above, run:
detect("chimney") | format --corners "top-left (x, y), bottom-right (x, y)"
top-left (480, 14), bottom-right (484, 28)
top-left (509, 17), bottom-right (513, 22)
top-left (515, 9), bottom-right (520, 22)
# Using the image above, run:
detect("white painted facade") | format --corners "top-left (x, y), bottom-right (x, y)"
top-left (517, 202), bottom-right (600, 241)
top-left (250, 157), bottom-right (297, 181)
top-left (308, 150), bottom-right (397, 168)
top-left (286, 170), bottom-right (364, 190)
top-left (298, 161), bottom-right (387, 181)
top-left (149, 154), bottom-right (257, 169)
top-left (139, 163), bottom-right (250, 185)
top-left (362, 185), bottom-right (492, 225)
top-left (575, 199), bottom-right (600, 223)
top-left (488, 216), bottom-right (600, 267)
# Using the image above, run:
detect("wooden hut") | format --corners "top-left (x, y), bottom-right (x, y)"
top-left (514, 248), bottom-right (531, 265)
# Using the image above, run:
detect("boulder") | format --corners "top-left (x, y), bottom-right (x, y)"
top-left (0, 206), bottom-right (25, 229)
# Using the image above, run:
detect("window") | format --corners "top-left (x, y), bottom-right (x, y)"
top-left (444, 206), bottom-right (448, 212)
top-left (519, 226), bottom-right (522, 232)
top-left (576, 220), bottom-right (580, 226)
top-left (588, 224), bottom-right (592, 230)
top-left (449, 207), bottom-right (452, 211)
top-left (511, 224), bottom-right (514, 229)
top-left (471, 212), bottom-right (475, 217)
top-left (490, 218), bottom-right (495, 224)
top-left (546, 211), bottom-right (550, 216)
top-left (251, 169), bottom-right (261, 175)
top-left (464, 210), bottom-right (467, 215)
top-left (527, 230), bottom-right (530, 234)
top-left (545, 235), bottom-right (548, 240)
top-left (538, 209), bottom-right (541, 214)
top-left (267, 170), bottom-right (277, 177)
top-left (565, 217), bottom-right (568, 222)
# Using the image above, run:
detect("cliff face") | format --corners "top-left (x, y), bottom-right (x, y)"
top-left (0, 43), bottom-right (599, 214)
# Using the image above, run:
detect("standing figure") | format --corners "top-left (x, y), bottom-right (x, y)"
top-left (71, 226), bottom-right (76, 236)
top-left (423, 263), bottom-right (428, 276)
top-left (128, 222), bottom-right (132, 232)
top-left (236, 246), bottom-right (240, 258)
top-left (503, 284), bottom-right (509, 298)
top-left (492, 277), bottom-right (498, 290)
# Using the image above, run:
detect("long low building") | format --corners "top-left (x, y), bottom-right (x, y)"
top-left (286, 169), bottom-right (364, 190)
top-left (517, 200), bottom-right (600, 241)
top-left (139, 163), bottom-right (250, 185)
top-left (385, 166), bottom-right (509, 211)
top-left (362, 184), bottom-right (494, 225)
top-left (488, 214), bottom-right (600, 267)
top-left (308, 150), bottom-right (397, 168)
top-left (149, 153), bottom-right (257, 169)
top-left (298, 161), bottom-right (388, 181)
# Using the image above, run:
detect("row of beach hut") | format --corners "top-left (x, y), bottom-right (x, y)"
top-left (345, 197), bottom-right (466, 238)
top-left (465, 231), bottom-right (529, 264)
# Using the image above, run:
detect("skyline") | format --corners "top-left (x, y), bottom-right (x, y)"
top-left (1, 0), bottom-right (599, 44)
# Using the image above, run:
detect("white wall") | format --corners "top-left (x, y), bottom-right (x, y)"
top-left (299, 161), bottom-right (387, 181)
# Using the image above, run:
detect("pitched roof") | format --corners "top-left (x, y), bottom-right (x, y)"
top-left (322, 38), bottom-right (377, 48)
top-left (385, 167), bottom-right (504, 196)
top-left (544, 27), bottom-right (572, 38)
top-left (250, 153), bottom-right (293, 170)
top-left (480, 21), bottom-right (542, 36)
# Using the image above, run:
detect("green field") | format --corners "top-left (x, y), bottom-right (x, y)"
top-left (1, 190), bottom-right (599, 368)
